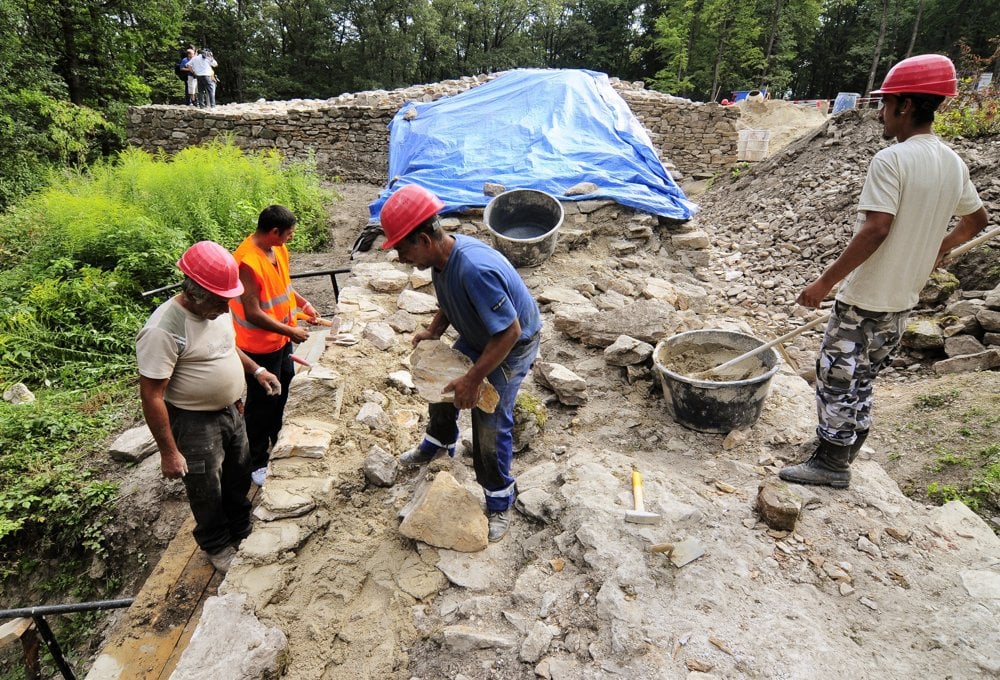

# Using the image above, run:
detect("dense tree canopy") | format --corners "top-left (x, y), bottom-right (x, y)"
top-left (0, 0), bottom-right (996, 209)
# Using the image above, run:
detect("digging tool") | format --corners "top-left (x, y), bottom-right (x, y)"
top-left (625, 469), bottom-right (660, 525)
top-left (704, 227), bottom-right (999, 378)
top-left (944, 227), bottom-right (999, 259)
top-left (705, 314), bottom-right (830, 377)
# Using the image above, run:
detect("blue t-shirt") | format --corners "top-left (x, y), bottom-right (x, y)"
top-left (432, 235), bottom-right (542, 352)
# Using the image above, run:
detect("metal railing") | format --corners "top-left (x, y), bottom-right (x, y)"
top-left (0, 599), bottom-right (134, 680)
top-left (141, 267), bottom-right (351, 303)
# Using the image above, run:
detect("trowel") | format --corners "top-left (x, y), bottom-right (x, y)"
top-left (649, 538), bottom-right (706, 568)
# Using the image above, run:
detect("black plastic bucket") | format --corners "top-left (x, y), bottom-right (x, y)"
top-left (652, 329), bottom-right (780, 433)
top-left (483, 189), bottom-right (563, 267)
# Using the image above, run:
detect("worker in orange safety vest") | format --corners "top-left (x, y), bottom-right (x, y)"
top-left (230, 205), bottom-right (318, 487)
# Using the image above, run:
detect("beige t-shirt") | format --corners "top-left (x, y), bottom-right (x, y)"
top-left (837, 134), bottom-right (982, 312)
top-left (136, 298), bottom-right (245, 410)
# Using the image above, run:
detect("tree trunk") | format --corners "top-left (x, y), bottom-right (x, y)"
top-left (866, 0), bottom-right (890, 95)
top-left (762, 0), bottom-right (783, 82)
top-left (906, 0), bottom-right (924, 58)
top-left (58, 0), bottom-right (82, 105)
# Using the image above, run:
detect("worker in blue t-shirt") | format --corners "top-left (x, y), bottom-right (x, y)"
top-left (379, 185), bottom-right (542, 542)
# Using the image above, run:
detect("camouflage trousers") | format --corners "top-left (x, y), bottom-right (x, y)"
top-left (815, 301), bottom-right (907, 446)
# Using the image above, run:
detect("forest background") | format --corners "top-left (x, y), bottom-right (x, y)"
top-left (2, 0), bottom-right (1000, 212)
top-left (0, 0), bottom-right (998, 674)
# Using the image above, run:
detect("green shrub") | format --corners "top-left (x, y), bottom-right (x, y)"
top-left (0, 89), bottom-right (110, 211)
top-left (0, 385), bottom-right (130, 585)
top-left (934, 88), bottom-right (1000, 140)
top-left (0, 138), bottom-right (336, 388)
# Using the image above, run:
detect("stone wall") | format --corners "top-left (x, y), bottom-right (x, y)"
top-left (125, 72), bottom-right (739, 185)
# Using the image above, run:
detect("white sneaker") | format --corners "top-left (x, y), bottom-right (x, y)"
top-left (251, 467), bottom-right (268, 487)
top-left (207, 545), bottom-right (236, 573)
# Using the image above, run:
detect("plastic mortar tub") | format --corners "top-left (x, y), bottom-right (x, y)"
top-left (653, 329), bottom-right (780, 433)
top-left (483, 189), bottom-right (564, 268)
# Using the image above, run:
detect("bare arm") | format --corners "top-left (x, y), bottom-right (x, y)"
top-left (445, 319), bottom-right (522, 410)
top-left (139, 376), bottom-right (188, 478)
top-left (411, 310), bottom-right (451, 347)
top-left (238, 265), bottom-right (309, 343)
top-left (937, 206), bottom-right (989, 267)
top-left (797, 211), bottom-right (894, 308)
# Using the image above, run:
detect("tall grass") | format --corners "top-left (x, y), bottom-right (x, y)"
top-left (0, 139), bottom-right (336, 595)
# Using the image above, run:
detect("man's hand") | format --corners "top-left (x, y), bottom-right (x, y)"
top-left (257, 369), bottom-right (282, 396)
top-left (301, 302), bottom-right (319, 324)
top-left (412, 327), bottom-right (440, 347)
top-left (444, 373), bottom-right (483, 410)
top-left (161, 450), bottom-right (188, 479)
top-left (796, 279), bottom-right (833, 308)
top-left (288, 325), bottom-right (310, 343)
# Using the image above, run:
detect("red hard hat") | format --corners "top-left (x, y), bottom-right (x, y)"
top-left (871, 54), bottom-right (958, 97)
top-left (176, 241), bottom-right (244, 297)
top-left (380, 184), bottom-right (444, 250)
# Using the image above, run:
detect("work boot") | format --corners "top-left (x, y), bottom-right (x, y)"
top-left (848, 430), bottom-right (869, 464)
top-left (399, 446), bottom-right (445, 467)
top-left (487, 509), bottom-right (512, 542)
top-left (207, 545), bottom-right (237, 573)
top-left (779, 439), bottom-right (852, 488)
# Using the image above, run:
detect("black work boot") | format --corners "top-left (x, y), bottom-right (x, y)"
top-left (779, 439), bottom-right (852, 488)
top-left (848, 430), bottom-right (869, 464)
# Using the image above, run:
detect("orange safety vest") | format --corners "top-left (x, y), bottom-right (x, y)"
top-left (230, 236), bottom-right (298, 354)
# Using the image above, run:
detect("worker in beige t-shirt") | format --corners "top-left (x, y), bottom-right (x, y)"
top-left (780, 55), bottom-right (988, 489)
top-left (136, 241), bottom-right (280, 573)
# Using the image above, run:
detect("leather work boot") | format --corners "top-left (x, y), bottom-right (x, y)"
top-left (487, 509), bottom-right (512, 542)
top-left (848, 430), bottom-right (869, 464)
top-left (779, 439), bottom-right (852, 488)
top-left (399, 446), bottom-right (445, 467)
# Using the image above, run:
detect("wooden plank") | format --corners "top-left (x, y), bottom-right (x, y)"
top-left (86, 515), bottom-right (213, 680)
top-left (156, 570), bottom-right (223, 679)
top-left (0, 617), bottom-right (33, 647)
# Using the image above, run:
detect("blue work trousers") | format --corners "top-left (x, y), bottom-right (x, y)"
top-left (422, 333), bottom-right (539, 512)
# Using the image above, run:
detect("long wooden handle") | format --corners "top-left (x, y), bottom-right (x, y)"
top-left (710, 314), bottom-right (830, 374)
top-left (947, 228), bottom-right (998, 258)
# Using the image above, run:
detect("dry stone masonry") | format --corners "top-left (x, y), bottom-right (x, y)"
top-left (126, 72), bottom-right (741, 183)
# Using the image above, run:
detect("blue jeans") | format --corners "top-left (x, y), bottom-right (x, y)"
top-left (421, 333), bottom-right (540, 512)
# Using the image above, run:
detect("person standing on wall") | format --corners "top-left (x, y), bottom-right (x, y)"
top-left (230, 205), bottom-right (318, 487)
top-left (780, 54), bottom-right (988, 489)
top-left (137, 241), bottom-right (281, 573)
top-left (380, 184), bottom-right (542, 542)
top-left (188, 48), bottom-right (218, 108)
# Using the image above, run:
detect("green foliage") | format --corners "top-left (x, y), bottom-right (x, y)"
top-left (0, 89), bottom-right (110, 211)
top-left (0, 385), bottom-right (131, 585)
top-left (914, 389), bottom-right (960, 410)
top-left (0, 138), bottom-right (334, 388)
top-left (934, 88), bottom-right (1000, 140)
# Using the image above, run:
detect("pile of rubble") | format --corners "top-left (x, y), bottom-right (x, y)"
top-left (138, 174), bottom-right (1000, 679)
top-left (693, 109), bottom-right (1000, 375)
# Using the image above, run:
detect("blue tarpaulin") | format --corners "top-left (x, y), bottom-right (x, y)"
top-left (368, 69), bottom-right (697, 223)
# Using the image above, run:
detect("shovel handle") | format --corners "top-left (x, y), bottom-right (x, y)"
top-left (710, 314), bottom-right (830, 374)
top-left (946, 227), bottom-right (999, 259)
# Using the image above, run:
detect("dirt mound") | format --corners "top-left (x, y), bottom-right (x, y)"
top-left (735, 99), bottom-right (829, 155)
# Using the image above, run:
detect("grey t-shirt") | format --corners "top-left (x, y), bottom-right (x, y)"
top-left (136, 298), bottom-right (244, 410)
